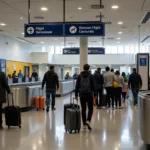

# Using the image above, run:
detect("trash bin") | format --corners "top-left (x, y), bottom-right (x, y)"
top-left (138, 91), bottom-right (150, 148)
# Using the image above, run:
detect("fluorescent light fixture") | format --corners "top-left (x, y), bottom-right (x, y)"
top-left (78, 7), bottom-right (82, 10)
top-left (20, 17), bottom-right (23, 20)
top-left (118, 31), bottom-right (123, 34)
top-left (54, 39), bottom-right (58, 40)
top-left (112, 5), bottom-right (119, 9)
top-left (41, 7), bottom-right (48, 11)
top-left (21, 32), bottom-right (24, 35)
top-left (117, 38), bottom-right (121, 40)
top-left (118, 21), bottom-right (123, 25)
top-left (41, 41), bottom-right (44, 44)
top-left (0, 23), bottom-right (6, 26)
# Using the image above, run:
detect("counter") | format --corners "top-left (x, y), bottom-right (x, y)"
top-left (3, 80), bottom-right (76, 110)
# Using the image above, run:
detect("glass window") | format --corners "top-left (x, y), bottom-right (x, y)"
top-left (49, 46), bottom-right (54, 54)
top-left (140, 46), bottom-right (145, 53)
top-left (42, 46), bottom-right (46, 52)
top-left (145, 46), bottom-right (149, 52)
top-left (118, 46), bottom-right (124, 54)
top-left (125, 46), bottom-right (130, 54)
top-left (55, 46), bottom-right (62, 54)
top-left (130, 45), bottom-right (134, 54)
top-left (135, 45), bottom-right (139, 54)
top-left (111, 46), bottom-right (117, 54)
top-left (105, 46), bottom-right (111, 54)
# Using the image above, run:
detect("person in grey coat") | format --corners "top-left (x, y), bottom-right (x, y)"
top-left (0, 71), bottom-right (10, 129)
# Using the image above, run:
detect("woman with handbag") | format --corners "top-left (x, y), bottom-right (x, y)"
top-left (114, 70), bottom-right (124, 109)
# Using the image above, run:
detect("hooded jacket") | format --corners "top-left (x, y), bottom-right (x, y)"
top-left (75, 71), bottom-right (96, 97)
top-left (42, 70), bottom-right (59, 90)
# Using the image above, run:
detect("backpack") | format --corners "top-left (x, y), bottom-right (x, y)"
top-left (79, 75), bottom-right (91, 94)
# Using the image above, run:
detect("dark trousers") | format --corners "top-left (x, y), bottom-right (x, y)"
top-left (132, 89), bottom-right (139, 106)
top-left (122, 92), bottom-right (127, 101)
top-left (46, 89), bottom-right (56, 107)
top-left (80, 96), bottom-right (93, 125)
top-left (96, 89), bottom-right (103, 107)
top-left (114, 87), bottom-right (122, 107)
top-left (0, 103), bottom-right (2, 126)
top-left (105, 87), bottom-right (114, 107)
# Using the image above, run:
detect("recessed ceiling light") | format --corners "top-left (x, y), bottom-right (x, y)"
top-left (117, 38), bottom-right (121, 40)
top-left (21, 32), bottom-right (24, 35)
top-left (54, 39), bottom-right (58, 41)
top-left (118, 21), bottom-right (123, 25)
top-left (112, 5), bottom-right (119, 9)
top-left (41, 41), bottom-right (44, 44)
top-left (41, 7), bottom-right (48, 11)
top-left (118, 31), bottom-right (123, 34)
top-left (20, 17), bottom-right (23, 20)
top-left (0, 23), bottom-right (6, 26)
top-left (78, 7), bottom-right (82, 10)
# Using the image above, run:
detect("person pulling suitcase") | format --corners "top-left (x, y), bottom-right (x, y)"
top-left (75, 64), bottom-right (96, 131)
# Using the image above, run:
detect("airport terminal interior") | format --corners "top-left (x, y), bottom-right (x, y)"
top-left (0, 0), bottom-right (150, 150)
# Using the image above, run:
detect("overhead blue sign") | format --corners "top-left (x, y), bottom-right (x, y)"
top-left (24, 24), bottom-right (63, 37)
top-left (140, 58), bottom-right (147, 66)
top-left (63, 47), bottom-right (105, 55)
top-left (88, 47), bottom-right (105, 54)
top-left (63, 48), bottom-right (79, 54)
top-left (65, 23), bottom-right (105, 36)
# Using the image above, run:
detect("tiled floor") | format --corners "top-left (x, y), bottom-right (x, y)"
top-left (0, 95), bottom-right (146, 150)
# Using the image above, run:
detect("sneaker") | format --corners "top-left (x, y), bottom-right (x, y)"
top-left (134, 105), bottom-right (138, 109)
top-left (0, 126), bottom-right (3, 130)
top-left (86, 121), bottom-right (92, 131)
top-left (83, 125), bottom-right (86, 129)
top-left (46, 106), bottom-right (49, 113)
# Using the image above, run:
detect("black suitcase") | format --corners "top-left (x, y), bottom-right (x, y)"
top-left (5, 93), bottom-right (21, 128)
top-left (65, 98), bottom-right (81, 133)
top-left (64, 93), bottom-right (80, 125)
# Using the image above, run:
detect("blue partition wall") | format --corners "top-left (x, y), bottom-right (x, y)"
top-left (0, 59), bottom-right (6, 73)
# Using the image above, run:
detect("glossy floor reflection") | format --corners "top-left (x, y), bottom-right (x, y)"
top-left (0, 95), bottom-right (146, 150)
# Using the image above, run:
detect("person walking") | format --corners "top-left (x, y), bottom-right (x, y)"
top-left (75, 64), bottom-right (96, 131)
top-left (114, 70), bottom-right (124, 109)
top-left (42, 65), bottom-right (59, 112)
top-left (104, 66), bottom-right (115, 109)
top-left (94, 68), bottom-right (104, 109)
top-left (0, 71), bottom-right (11, 129)
top-left (128, 68), bottom-right (142, 108)
top-left (122, 72), bottom-right (128, 102)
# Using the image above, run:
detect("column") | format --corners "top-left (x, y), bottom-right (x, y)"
top-left (80, 37), bottom-right (88, 72)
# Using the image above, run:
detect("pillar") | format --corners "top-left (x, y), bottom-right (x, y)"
top-left (80, 37), bottom-right (88, 72)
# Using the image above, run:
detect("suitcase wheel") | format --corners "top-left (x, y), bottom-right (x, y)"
top-left (8, 126), bottom-right (10, 129)
top-left (43, 109), bottom-right (45, 110)
top-left (37, 108), bottom-right (39, 111)
top-left (19, 125), bottom-right (21, 128)
top-left (78, 130), bottom-right (80, 133)
top-left (65, 129), bottom-right (67, 132)
top-left (69, 130), bottom-right (72, 134)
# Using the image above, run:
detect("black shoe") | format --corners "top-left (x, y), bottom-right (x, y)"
top-left (0, 126), bottom-right (3, 130)
top-left (86, 121), bottom-right (92, 131)
top-left (52, 107), bottom-right (56, 111)
top-left (46, 106), bottom-right (49, 113)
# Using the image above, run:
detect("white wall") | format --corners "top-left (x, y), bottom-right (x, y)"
top-left (0, 34), bottom-right (34, 62)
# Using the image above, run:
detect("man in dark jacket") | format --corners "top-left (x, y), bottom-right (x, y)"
top-left (94, 68), bottom-right (104, 109)
top-left (42, 65), bottom-right (59, 112)
top-left (128, 68), bottom-right (142, 107)
top-left (0, 71), bottom-right (10, 129)
top-left (75, 64), bottom-right (96, 131)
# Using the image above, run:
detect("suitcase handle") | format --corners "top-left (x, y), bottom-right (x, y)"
top-left (73, 97), bottom-right (79, 110)
top-left (39, 88), bottom-right (44, 97)
top-left (7, 93), bottom-right (14, 106)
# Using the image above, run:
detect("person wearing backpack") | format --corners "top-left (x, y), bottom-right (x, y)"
top-left (75, 64), bottom-right (96, 131)
top-left (114, 70), bottom-right (124, 109)
top-left (94, 68), bottom-right (104, 109)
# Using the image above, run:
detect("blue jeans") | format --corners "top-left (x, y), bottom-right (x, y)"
top-left (46, 89), bottom-right (56, 107)
top-left (132, 89), bottom-right (139, 106)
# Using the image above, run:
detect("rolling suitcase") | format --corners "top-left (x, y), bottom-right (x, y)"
top-left (5, 93), bottom-right (21, 128)
top-left (65, 98), bottom-right (81, 133)
top-left (35, 89), bottom-right (45, 111)
top-left (64, 93), bottom-right (80, 125)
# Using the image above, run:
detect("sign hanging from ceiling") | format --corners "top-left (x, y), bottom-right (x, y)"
top-left (65, 23), bottom-right (105, 36)
top-left (24, 23), bottom-right (105, 37)
top-left (24, 24), bottom-right (64, 37)
top-left (63, 47), bottom-right (105, 55)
